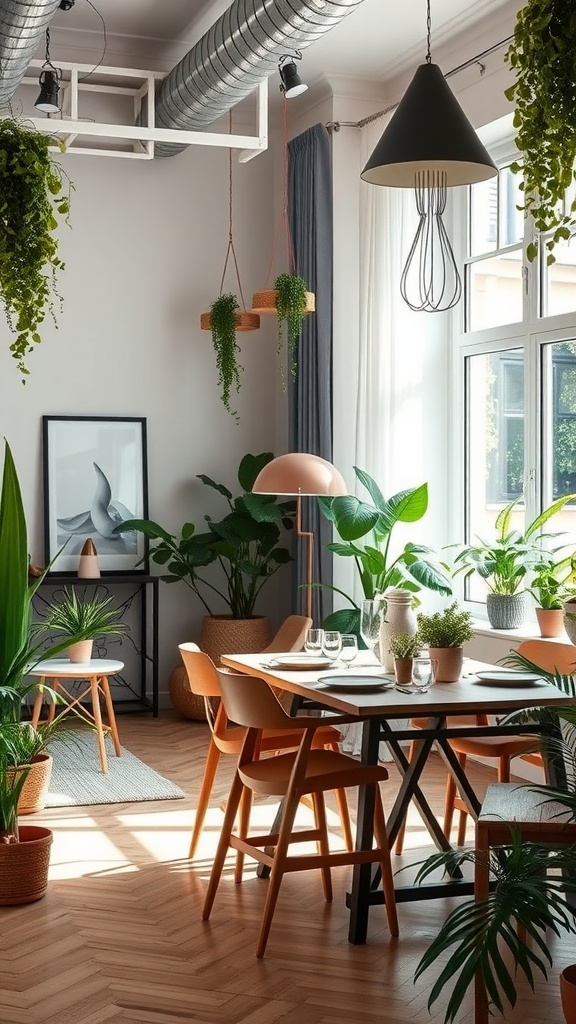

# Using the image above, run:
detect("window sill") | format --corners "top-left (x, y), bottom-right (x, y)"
top-left (471, 617), bottom-right (571, 645)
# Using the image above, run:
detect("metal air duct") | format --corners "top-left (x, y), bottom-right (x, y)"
top-left (0, 0), bottom-right (61, 110)
top-left (153, 0), bottom-right (364, 157)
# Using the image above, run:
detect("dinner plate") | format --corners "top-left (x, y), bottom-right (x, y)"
top-left (267, 655), bottom-right (334, 670)
top-left (474, 669), bottom-right (544, 687)
top-left (317, 674), bottom-right (389, 692)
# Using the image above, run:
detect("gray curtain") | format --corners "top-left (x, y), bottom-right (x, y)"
top-left (288, 123), bottom-right (334, 627)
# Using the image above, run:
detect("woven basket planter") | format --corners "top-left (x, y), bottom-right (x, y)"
top-left (200, 311), bottom-right (260, 332)
top-left (9, 753), bottom-right (53, 815)
top-left (0, 825), bottom-right (53, 905)
top-left (486, 592), bottom-right (528, 630)
top-left (168, 665), bottom-right (208, 722)
top-left (199, 614), bottom-right (271, 667)
top-left (251, 289), bottom-right (315, 315)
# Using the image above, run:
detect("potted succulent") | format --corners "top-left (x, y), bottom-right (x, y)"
top-left (41, 587), bottom-right (128, 663)
top-left (317, 468), bottom-right (452, 642)
top-left (528, 553), bottom-right (576, 638)
top-left (504, 1), bottom-right (576, 264)
top-left (416, 602), bottom-right (474, 683)
top-left (388, 631), bottom-right (421, 685)
top-left (450, 494), bottom-right (576, 629)
top-left (0, 118), bottom-right (72, 380)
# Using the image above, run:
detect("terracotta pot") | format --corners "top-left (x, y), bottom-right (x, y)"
top-left (394, 657), bottom-right (414, 685)
top-left (560, 964), bottom-right (576, 1023)
top-left (0, 825), bottom-right (52, 905)
top-left (428, 646), bottom-right (463, 683)
top-left (9, 753), bottom-right (53, 815)
top-left (535, 607), bottom-right (565, 638)
top-left (199, 615), bottom-right (271, 667)
top-left (67, 639), bottom-right (93, 664)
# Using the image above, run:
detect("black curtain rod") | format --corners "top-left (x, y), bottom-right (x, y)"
top-left (326, 34), bottom-right (513, 132)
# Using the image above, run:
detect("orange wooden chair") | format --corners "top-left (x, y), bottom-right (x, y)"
top-left (201, 669), bottom-right (399, 957)
top-left (179, 643), bottom-right (353, 858)
top-left (261, 614), bottom-right (312, 654)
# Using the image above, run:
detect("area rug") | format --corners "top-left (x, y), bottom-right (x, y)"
top-left (45, 732), bottom-right (187, 807)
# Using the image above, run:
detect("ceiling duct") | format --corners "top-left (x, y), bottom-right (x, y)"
top-left (0, 0), bottom-right (61, 109)
top-left (153, 0), bottom-right (364, 158)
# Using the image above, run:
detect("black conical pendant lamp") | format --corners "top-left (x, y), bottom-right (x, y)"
top-left (361, 0), bottom-right (497, 312)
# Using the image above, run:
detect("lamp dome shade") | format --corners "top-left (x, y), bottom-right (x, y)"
top-left (252, 453), bottom-right (347, 496)
top-left (361, 62), bottom-right (497, 188)
top-left (279, 61), bottom-right (308, 98)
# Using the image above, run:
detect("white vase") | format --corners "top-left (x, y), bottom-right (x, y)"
top-left (379, 589), bottom-right (417, 672)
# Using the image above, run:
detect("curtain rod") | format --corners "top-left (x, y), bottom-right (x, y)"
top-left (326, 34), bottom-right (513, 132)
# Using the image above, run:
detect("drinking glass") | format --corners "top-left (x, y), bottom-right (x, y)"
top-left (412, 656), bottom-right (436, 693)
top-left (360, 599), bottom-right (385, 660)
top-left (322, 630), bottom-right (342, 662)
top-left (304, 628), bottom-right (324, 656)
top-left (339, 634), bottom-right (358, 669)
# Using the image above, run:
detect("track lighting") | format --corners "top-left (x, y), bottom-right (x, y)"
top-left (278, 52), bottom-right (308, 99)
top-left (34, 28), bottom-right (61, 114)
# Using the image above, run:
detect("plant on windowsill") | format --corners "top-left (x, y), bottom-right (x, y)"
top-left (504, 1), bottom-right (576, 264)
top-left (449, 494), bottom-right (576, 630)
top-left (527, 553), bottom-right (576, 638)
top-left (0, 118), bottom-right (72, 380)
top-left (415, 602), bottom-right (474, 683)
top-left (316, 468), bottom-right (452, 643)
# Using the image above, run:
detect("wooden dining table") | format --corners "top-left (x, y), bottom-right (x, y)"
top-left (220, 651), bottom-right (576, 944)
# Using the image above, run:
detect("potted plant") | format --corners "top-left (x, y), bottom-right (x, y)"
top-left (416, 602), bottom-right (474, 682)
top-left (0, 118), bottom-right (72, 379)
top-left (317, 469), bottom-right (452, 642)
top-left (120, 452), bottom-right (295, 678)
top-left (41, 587), bottom-right (128, 663)
top-left (450, 494), bottom-right (576, 629)
top-left (388, 631), bottom-right (421, 685)
top-left (528, 553), bottom-right (576, 638)
top-left (252, 273), bottom-right (315, 381)
top-left (200, 293), bottom-right (260, 421)
top-left (504, 1), bottom-right (576, 264)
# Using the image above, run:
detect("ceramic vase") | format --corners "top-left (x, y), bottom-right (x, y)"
top-left (379, 589), bottom-right (417, 672)
top-left (77, 538), bottom-right (100, 579)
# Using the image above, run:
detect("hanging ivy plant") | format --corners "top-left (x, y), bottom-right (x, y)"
top-left (504, 1), bottom-right (576, 263)
top-left (274, 272), bottom-right (308, 378)
top-left (209, 293), bottom-right (242, 422)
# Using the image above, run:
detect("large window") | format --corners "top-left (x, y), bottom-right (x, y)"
top-left (458, 146), bottom-right (576, 611)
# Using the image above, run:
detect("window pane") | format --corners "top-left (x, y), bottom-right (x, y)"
top-left (543, 341), bottom-right (576, 502)
top-left (470, 178), bottom-right (497, 257)
top-left (466, 350), bottom-right (524, 601)
top-left (542, 236), bottom-right (576, 318)
top-left (467, 250), bottom-right (523, 331)
top-left (499, 166), bottom-right (523, 248)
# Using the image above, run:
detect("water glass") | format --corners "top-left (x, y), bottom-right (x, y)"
top-left (304, 628), bottom-right (324, 656)
top-left (322, 630), bottom-right (342, 662)
top-left (412, 656), bottom-right (436, 692)
top-left (360, 599), bottom-right (385, 659)
top-left (339, 634), bottom-right (358, 669)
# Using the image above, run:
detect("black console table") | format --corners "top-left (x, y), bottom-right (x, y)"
top-left (34, 574), bottom-right (159, 717)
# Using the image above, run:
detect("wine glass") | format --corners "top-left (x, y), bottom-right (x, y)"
top-left (322, 630), bottom-right (342, 662)
top-left (339, 634), bottom-right (358, 669)
top-left (360, 599), bottom-right (385, 661)
top-left (304, 628), bottom-right (324, 656)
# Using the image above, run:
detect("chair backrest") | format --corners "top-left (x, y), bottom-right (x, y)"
top-left (179, 642), bottom-right (224, 698)
top-left (516, 639), bottom-right (576, 676)
top-left (216, 668), bottom-right (295, 730)
top-left (262, 615), bottom-right (313, 654)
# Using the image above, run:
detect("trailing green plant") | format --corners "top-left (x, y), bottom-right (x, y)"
top-left (388, 631), bottom-right (421, 659)
top-left (274, 272), bottom-right (308, 377)
top-left (527, 551), bottom-right (576, 609)
top-left (119, 452), bottom-right (295, 619)
top-left (317, 469), bottom-right (452, 639)
top-left (449, 494), bottom-right (576, 595)
top-left (0, 118), bottom-right (72, 379)
top-left (416, 602), bottom-right (474, 649)
top-left (209, 293), bottom-right (242, 421)
top-left (504, 1), bottom-right (576, 264)
top-left (41, 587), bottom-right (128, 643)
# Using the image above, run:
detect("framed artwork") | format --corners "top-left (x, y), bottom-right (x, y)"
top-left (43, 416), bottom-right (149, 575)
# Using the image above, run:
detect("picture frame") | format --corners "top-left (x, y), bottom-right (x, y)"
top-left (43, 416), bottom-right (149, 575)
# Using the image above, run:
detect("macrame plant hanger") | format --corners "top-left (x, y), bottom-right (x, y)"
top-left (200, 112), bottom-right (260, 333)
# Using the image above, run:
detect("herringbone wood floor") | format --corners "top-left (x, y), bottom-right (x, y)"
top-left (2, 711), bottom-right (575, 1024)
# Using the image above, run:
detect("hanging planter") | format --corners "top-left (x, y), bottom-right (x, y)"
top-left (200, 113), bottom-right (259, 420)
top-left (505, 0), bottom-right (576, 263)
top-left (0, 118), bottom-right (72, 379)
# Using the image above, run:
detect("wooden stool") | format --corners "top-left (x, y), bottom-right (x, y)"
top-left (474, 782), bottom-right (576, 1023)
top-left (29, 658), bottom-right (124, 774)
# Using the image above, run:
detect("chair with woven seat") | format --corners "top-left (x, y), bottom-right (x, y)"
top-left (179, 643), bottom-right (353, 859)
top-left (201, 668), bottom-right (399, 957)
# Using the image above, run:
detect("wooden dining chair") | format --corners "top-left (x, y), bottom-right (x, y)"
top-left (261, 614), bottom-right (312, 654)
top-left (179, 643), bottom-right (353, 858)
top-left (201, 669), bottom-right (399, 957)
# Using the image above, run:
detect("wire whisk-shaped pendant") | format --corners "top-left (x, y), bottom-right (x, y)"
top-left (400, 170), bottom-right (462, 312)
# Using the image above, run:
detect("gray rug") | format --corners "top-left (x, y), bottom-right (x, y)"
top-left (46, 731), bottom-right (187, 807)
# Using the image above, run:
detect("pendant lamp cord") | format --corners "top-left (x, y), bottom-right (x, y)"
top-left (426, 0), bottom-right (432, 63)
top-left (218, 111), bottom-right (248, 310)
top-left (264, 93), bottom-right (297, 286)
